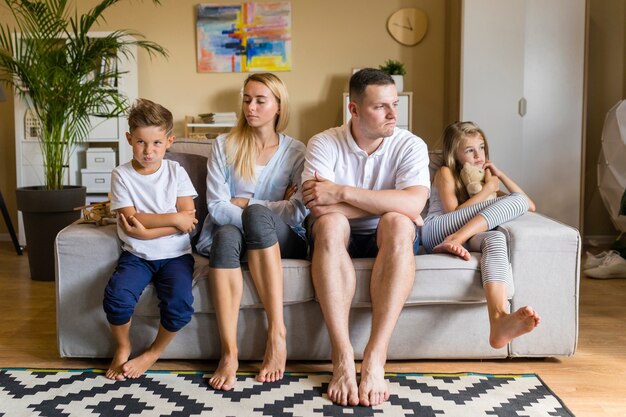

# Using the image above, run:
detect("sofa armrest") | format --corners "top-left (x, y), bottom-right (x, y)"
top-left (55, 222), bottom-right (121, 357)
top-left (498, 212), bottom-right (581, 357)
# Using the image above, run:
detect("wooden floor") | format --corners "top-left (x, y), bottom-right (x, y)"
top-left (0, 241), bottom-right (624, 416)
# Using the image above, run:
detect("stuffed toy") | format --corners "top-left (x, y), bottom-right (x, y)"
top-left (460, 162), bottom-right (497, 200)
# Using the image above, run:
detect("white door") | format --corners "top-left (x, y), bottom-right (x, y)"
top-left (461, 0), bottom-right (585, 228)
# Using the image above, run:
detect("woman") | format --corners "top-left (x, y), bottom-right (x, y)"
top-left (196, 73), bottom-right (307, 391)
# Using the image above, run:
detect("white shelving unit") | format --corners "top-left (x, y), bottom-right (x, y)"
top-left (14, 32), bottom-right (138, 245)
top-left (343, 92), bottom-right (413, 132)
top-left (183, 116), bottom-right (235, 139)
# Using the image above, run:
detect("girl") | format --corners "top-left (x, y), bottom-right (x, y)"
top-left (422, 121), bottom-right (541, 349)
top-left (195, 73), bottom-right (307, 391)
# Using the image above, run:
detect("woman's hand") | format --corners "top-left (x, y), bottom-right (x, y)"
top-left (230, 197), bottom-right (249, 209)
top-left (283, 184), bottom-right (297, 201)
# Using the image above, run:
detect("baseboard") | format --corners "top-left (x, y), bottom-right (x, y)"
top-left (583, 235), bottom-right (620, 247)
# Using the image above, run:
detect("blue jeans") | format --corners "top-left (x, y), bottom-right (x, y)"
top-left (103, 251), bottom-right (194, 332)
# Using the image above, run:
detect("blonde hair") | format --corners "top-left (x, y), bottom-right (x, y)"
top-left (225, 73), bottom-right (290, 181)
top-left (441, 121), bottom-right (490, 203)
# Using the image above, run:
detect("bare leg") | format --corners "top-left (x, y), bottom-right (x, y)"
top-left (311, 214), bottom-right (359, 406)
top-left (106, 321), bottom-right (132, 380)
top-left (433, 215), bottom-right (489, 260)
top-left (247, 243), bottom-right (287, 383)
top-left (208, 267), bottom-right (243, 391)
top-left (485, 282), bottom-right (541, 349)
top-left (123, 324), bottom-right (176, 378)
top-left (359, 213), bottom-right (416, 407)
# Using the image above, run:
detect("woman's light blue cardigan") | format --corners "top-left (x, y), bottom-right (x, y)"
top-left (195, 133), bottom-right (308, 256)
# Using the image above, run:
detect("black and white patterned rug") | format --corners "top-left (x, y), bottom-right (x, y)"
top-left (0, 369), bottom-right (573, 417)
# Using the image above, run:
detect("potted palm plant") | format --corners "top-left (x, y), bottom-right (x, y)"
top-left (0, 0), bottom-right (167, 280)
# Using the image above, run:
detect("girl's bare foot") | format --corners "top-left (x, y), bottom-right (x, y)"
top-left (257, 328), bottom-right (287, 383)
top-left (490, 306), bottom-right (541, 349)
top-left (209, 354), bottom-right (239, 391)
top-left (433, 240), bottom-right (471, 260)
top-left (105, 347), bottom-right (130, 381)
top-left (327, 351), bottom-right (359, 406)
top-left (122, 350), bottom-right (159, 379)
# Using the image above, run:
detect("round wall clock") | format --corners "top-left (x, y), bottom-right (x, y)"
top-left (387, 8), bottom-right (428, 46)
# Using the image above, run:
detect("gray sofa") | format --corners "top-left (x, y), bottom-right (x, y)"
top-left (55, 142), bottom-right (581, 360)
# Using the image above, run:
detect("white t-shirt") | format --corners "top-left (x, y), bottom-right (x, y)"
top-left (233, 164), bottom-right (266, 198)
top-left (110, 159), bottom-right (198, 260)
top-left (302, 123), bottom-right (430, 232)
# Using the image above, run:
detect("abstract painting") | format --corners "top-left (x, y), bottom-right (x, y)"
top-left (196, 2), bottom-right (292, 73)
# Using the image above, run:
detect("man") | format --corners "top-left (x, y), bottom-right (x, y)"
top-left (301, 68), bottom-right (430, 407)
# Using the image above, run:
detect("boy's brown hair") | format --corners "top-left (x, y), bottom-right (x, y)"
top-left (127, 98), bottom-right (173, 135)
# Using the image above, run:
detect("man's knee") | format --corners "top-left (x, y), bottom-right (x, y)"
top-left (377, 212), bottom-right (415, 243)
top-left (311, 213), bottom-right (350, 244)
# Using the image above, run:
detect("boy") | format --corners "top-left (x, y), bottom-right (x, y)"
top-left (103, 99), bottom-right (198, 380)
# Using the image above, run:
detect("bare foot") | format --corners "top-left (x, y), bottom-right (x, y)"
top-left (209, 354), bottom-right (239, 391)
top-left (122, 350), bottom-right (159, 379)
top-left (327, 352), bottom-right (359, 406)
top-left (105, 347), bottom-right (130, 381)
top-left (490, 306), bottom-right (541, 349)
top-left (257, 328), bottom-right (287, 383)
top-left (433, 240), bottom-right (471, 261)
top-left (358, 357), bottom-right (389, 407)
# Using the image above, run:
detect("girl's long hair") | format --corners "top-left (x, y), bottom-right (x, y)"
top-left (441, 121), bottom-right (489, 203)
top-left (225, 73), bottom-right (290, 181)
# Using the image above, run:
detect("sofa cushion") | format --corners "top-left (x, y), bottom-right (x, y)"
top-left (133, 252), bottom-right (514, 317)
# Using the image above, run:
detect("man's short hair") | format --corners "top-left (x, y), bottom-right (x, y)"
top-left (128, 98), bottom-right (173, 135)
top-left (349, 68), bottom-right (394, 104)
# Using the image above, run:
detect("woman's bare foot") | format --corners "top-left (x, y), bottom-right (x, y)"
top-left (122, 350), bottom-right (159, 379)
top-left (327, 351), bottom-right (359, 406)
top-left (359, 354), bottom-right (389, 407)
top-left (257, 327), bottom-right (287, 383)
top-left (209, 354), bottom-right (239, 391)
top-left (105, 347), bottom-right (130, 380)
top-left (433, 240), bottom-right (471, 260)
top-left (490, 306), bottom-right (541, 349)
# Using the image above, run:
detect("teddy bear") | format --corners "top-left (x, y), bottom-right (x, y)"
top-left (460, 162), bottom-right (497, 200)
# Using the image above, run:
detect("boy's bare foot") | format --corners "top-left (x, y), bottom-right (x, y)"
top-left (359, 355), bottom-right (389, 407)
top-left (257, 328), bottom-right (287, 383)
top-left (105, 347), bottom-right (130, 380)
top-left (209, 354), bottom-right (239, 391)
top-left (122, 350), bottom-right (159, 379)
top-left (490, 306), bottom-right (541, 349)
top-left (433, 240), bottom-right (471, 260)
top-left (327, 351), bottom-right (359, 406)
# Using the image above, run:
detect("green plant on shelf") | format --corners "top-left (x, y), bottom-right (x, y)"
top-left (379, 59), bottom-right (406, 76)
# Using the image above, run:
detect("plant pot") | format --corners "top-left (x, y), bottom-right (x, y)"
top-left (391, 75), bottom-right (404, 92)
top-left (16, 186), bottom-right (86, 281)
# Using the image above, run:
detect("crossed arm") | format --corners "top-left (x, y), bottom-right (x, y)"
top-left (302, 174), bottom-right (429, 225)
top-left (117, 196), bottom-right (198, 240)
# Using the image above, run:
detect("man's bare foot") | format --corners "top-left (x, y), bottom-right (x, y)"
top-left (358, 356), bottom-right (389, 407)
top-left (327, 352), bottom-right (359, 406)
top-left (105, 347), bottom-right (130, 380)
top-left (122, 350), bottom-right (159, 379)
top-left (257, 328), bottom-right (287, 383)
top-left (433, 240), bottom-right (471, 260)
top-left (209, 354), bottom-right (239, 391)
top-left (490, 306), bottom-right (541, 349)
